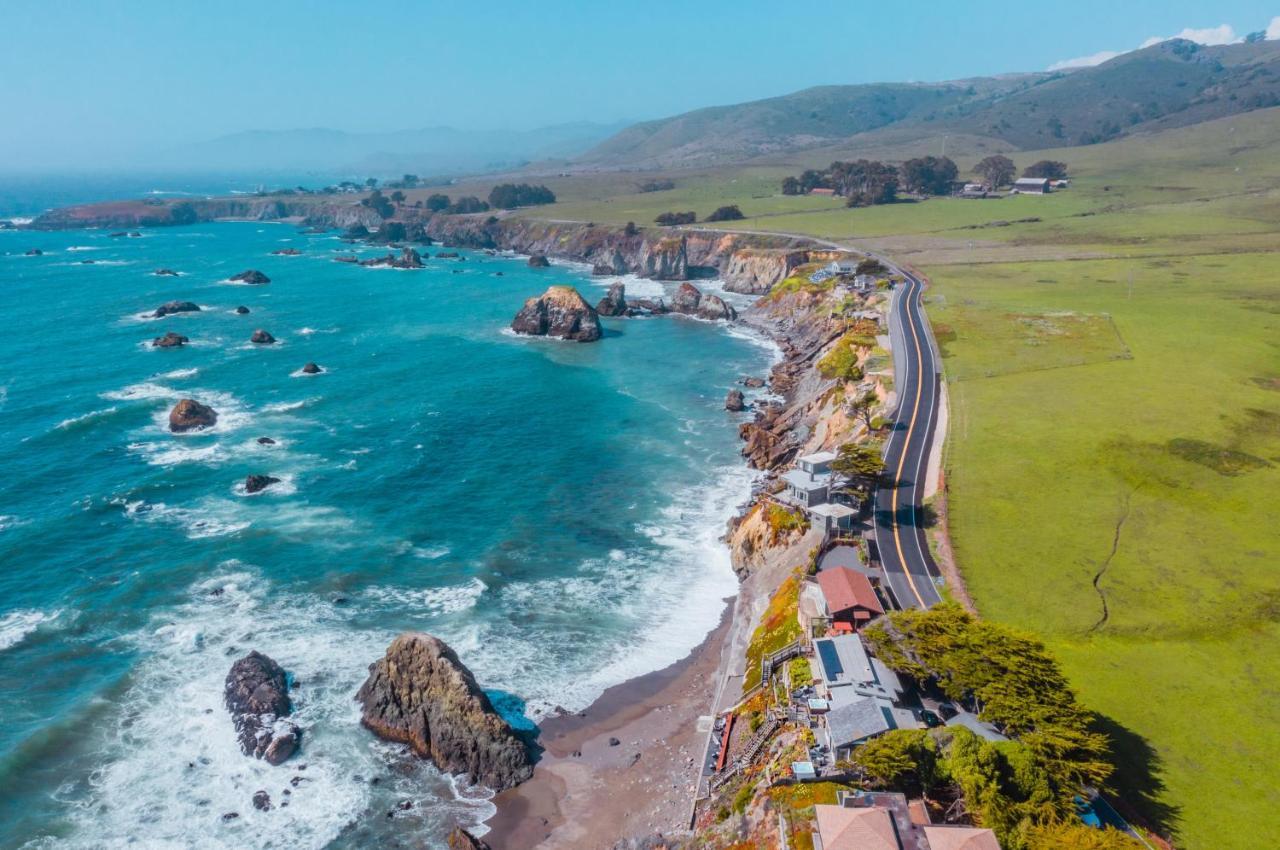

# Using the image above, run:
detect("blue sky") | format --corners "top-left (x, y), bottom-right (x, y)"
top-left (2, 0), bottom-right (1278, 168)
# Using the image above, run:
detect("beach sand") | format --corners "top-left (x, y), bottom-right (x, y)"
top-left (483, 602), bottom-right (735, 849)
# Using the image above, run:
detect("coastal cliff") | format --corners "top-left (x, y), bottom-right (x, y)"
top-left (27, 197), bottom-right (850, 294)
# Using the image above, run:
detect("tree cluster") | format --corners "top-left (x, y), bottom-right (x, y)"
top-left (1023, 160), bottom-right (1069, 180)
top-left (636, 179), bottom-right (675, 193)
top-left (487, 183), bottom-right (556, 210)
top-left (858, 604), bottom-right (1115, 847)
top-left (831, 441), bottom-right (885, 494)
top-left (900, 156), bottom-right (959, 196)
top-left (705, 204), bottom-right (745, 222)
top-left (443, 196), bottom-right (490, 215)
top-left (425, 193), bottom-right (451, 212)
top-left (360, 189), bottom-right (395, 219)
top-left (973, 154), bottom-right (1016, 188)
top-left (654, 211), bottom-right (696, 226)
top-left (781, 160), bottom-right (900, 206)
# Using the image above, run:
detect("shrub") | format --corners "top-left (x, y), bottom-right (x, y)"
top-left (636, 179), bottom-right (675, 193)
top-left (361, 189), bottom-right (394, 219)
top-left (705, 204), bottom-right (745, 222)
top-left (425, 193), bottom-right (450, 212)
top-left (443, 196), bottom-right (490, 215)
top-left (765, 504), bottom-right (809, 541)
top-left (655, 210), bottom-right (696, 226)
top-left (817, 337), bottom-right (865, 381)
top-left (624, 221), bottom-right (639, 236)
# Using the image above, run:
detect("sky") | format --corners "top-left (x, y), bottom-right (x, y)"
top-left (2, 0), bottom-right (1279, 170)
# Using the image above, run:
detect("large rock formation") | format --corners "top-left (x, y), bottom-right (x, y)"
top-left (510, 286), bottom-right (602, 342)
top-left (596, 281), bottom-right (628, 317)
top-left (725, 389), bottom-right (746, 412)
top-left (152, 331), bottom-right (189, 348)
top-left (527, 254), bottom-right (550, 268)
top-left (670, 283), bottom-right (738, 321)
top-left (355, 633), bottom-right (533, 790)
top-left (448, 828), bottom-right (493, 850)
top-left (224, 651), bottom-right (301, 765)
top-left (250, 329), bottom-right (276, 344)
top-left (169, 399), bottom-right (217, 432)
top-left (230, 269), bottom-right (270, 285)
top-left (152, 300), bottom-right (200, 318)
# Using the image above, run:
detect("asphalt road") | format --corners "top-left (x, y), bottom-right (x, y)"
top-left (873, 269), bottom-right (945, 609)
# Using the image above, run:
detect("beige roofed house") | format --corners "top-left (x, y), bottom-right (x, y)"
top-left (922, 825), bottom-right (1001, 850)
top-left (814, 804), bottom-right (901, 850)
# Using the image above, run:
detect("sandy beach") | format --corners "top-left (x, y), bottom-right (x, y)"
top-left (483, 601), bottom-right (735, 849)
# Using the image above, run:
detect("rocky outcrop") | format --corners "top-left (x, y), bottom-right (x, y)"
top-left (628, 298), bottom-right (669, 315)
top-left (24, 248), bottom-right (43, 256)
top-left (271, 248), bottom-right (301, 256)
top-left (355, 633), bottom-right (533, 790)
top-left (224, 651), bottom-right (301, 765)
top-left (722, 248), bottom-right (810, 294)
top-left (596, 282), bottom-right (627, 317)
top-left (527, 254), bottom-right (551, 268)
top-left (301, 362), bottom-right (322, 374)
top-left (169, 399), bottom-right (217, 432)
top-left (154, 268), bottom-right (179, 277)
top-left (361, 247), bottom-right (423, 268)
top-left (448, 828), bottom-right (492, 850)
top-left (245, 474), bottom-right (280, 494)
top-left (725, 389), bottom-right (746, 412)
top-left (670, 283), bottom-right (738, 321)
top-left (743, 377), bottom-right (766, 388)
top-left (511, 286), bottom-right (602, 342)
top-left (152, 300), bottom-right (200, 318)
top-left (235, 306), bottom-right (250, 314)
top-left (152, 331), bottom-right (189, 348)
top-left (591, 263), bottom-right (615, 276)
top-left (250, 329), bottom-right (276, 344)
top-left (257, 437), bottom-right (276, 445)
top-left (230, 270), bottom-right (270, 285)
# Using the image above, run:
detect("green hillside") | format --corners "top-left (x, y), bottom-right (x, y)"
top-left (579, 39), bottom-right (1280, 169)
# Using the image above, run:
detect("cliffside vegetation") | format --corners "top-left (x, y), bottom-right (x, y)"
top-left (741, 571), bottom-right (803, 693)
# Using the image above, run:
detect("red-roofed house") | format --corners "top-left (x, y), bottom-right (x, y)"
top-left (814, 804), bottom-right (901, 850)
top-left (817, 566), bottom-right (884, 629)
top-left (922, 826), bottom-right (1002, 850)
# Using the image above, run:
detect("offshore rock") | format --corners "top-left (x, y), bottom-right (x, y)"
top-left (152, 331), bottom-right (189, 349)
top-left (670, 283), bottom-right (739, 321)
top-left (224, 651), bottom-right (301, 765)
top-left (154, 268), bottom-right (180, 277)
top-left (169, 398), bottom-right (217, 432)
top-left (153, 300), bottom-right (200, 318)
top-left (356, 633), bottom-right (533, 790)
top-left (725, 389), bottom-right (746, 412)
top-left (510, 286), bottom-right (602, 342)
top-left (596, 281), bottom-right (628, 317)
top-left (235, 305), bottom-right (250, 314)
top-left (527, 254), bottom-right (551, 268)
top-left (245, 474), bottom-right (281, 494)
top-left (591, 263), bottom-right (615, 276)
top-left (250, 329), bottom-right (276, 344)
top-left (230, 269), bottom-right (270, 285)
top-left (301, 362), bottom-right (322, 374)
top-left (361, 247), bottom-right (424, 268)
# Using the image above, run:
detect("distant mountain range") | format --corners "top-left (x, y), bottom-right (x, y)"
top-left (577, 39), bottom-right (1280, 169)
top-left (150, 121), bottom-right (631, 177)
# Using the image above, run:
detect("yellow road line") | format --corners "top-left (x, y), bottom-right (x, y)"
top-left (891, 276), bottom-right (931, 608)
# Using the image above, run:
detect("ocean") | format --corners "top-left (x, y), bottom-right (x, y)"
top-left (0, 218), bottom-right (775, 848)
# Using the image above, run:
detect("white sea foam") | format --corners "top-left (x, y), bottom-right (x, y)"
top-left (55, 406), bottom-right (119, 430)
top-left (0, 609), bottom-right (60, 651)
top-left (158, 367), bottom-right (200, 380)
top-left (66, 245), bottom-right (99, 252)
top-left (50, 566), bottom-right (493, 849)
top-left (364, 577), bottom-right (485, 616)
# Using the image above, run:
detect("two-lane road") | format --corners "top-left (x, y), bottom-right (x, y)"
top-left (874, 268), bottom-right (945, 609)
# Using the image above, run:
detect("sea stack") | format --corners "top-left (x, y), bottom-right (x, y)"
top-left (595, 281), bottom-right (628, 317)
top-left (250, 329), bottom-right (276, 344)
top-left (527, 254), bottom-right (551, 268)
top-left (725, 389), bottom-right (746, 412)
top-left (224, 651), bottom-right (301, 765)
top-left (671, 282), bottom-right (738, 321)
top-left (235, 305), bottom-right (250, 314)
top-left (152, 300), bottom-right (200, 318)
top-left (356, 633), bottom-right (533, 790)
top-left (510, 286), bottom-right (602, 342)
top-left (152, 331), bottom-right (189, 348)
top-left (168, 398), bottom-right (217, 432)
top-left (300, 362), bottom-right (322, 374)
top-left (229, 269), bottom-right (270, 285)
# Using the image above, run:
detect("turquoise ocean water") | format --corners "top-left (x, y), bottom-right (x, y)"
top-left (0, 220), bottom-right (774, 848)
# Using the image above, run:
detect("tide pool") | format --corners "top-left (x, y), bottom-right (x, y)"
top-left (0, 222), bottom-right (774, 849)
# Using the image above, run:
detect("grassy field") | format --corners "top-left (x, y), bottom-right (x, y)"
top-left (519, 106), bottom-right (1280, 849)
